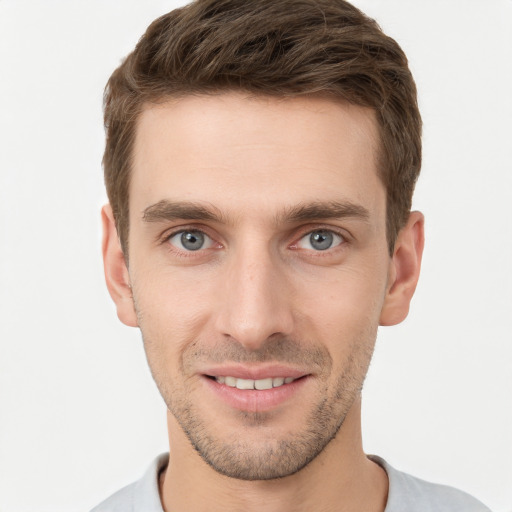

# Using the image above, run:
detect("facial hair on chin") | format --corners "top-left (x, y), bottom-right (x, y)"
top-left (142, 332), bottom-right (376, 481)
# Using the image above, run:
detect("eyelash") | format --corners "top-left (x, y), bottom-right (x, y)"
top-left (161, 226), bottom-right (221, 256)
top-left (291, 229), bottom-right (346, 252)
top-left (160, 225), bottom-right (350, 256)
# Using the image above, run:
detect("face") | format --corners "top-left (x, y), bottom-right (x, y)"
top-left (118, 93), bottom-right (397, 480)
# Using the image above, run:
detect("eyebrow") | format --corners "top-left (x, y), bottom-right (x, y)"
top-left (277, 201), bottom-right (370, 224)
top-left (142, 199), bottom-right (370, 225)
top-left (142, 200), bottom-right (225, 223)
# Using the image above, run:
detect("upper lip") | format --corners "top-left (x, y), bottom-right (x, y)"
top-left (200, 364), bottom-right (309, 380)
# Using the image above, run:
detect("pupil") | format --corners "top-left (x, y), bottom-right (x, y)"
top-left (310, 230), bottom-right (333, 250)
top-left (181, 231), bottom-right (204, 250)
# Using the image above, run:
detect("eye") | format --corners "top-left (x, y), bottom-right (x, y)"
top-left (296, 229), bottom-right (344, 251)
top-left (167, 230), bottom-right (214, 251)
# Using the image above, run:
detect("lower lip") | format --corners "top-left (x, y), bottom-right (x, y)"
top-left (202, 375), bottom-right (310, 413)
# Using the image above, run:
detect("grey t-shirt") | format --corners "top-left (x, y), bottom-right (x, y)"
top-left (91, 453), bottom-right (491, 512)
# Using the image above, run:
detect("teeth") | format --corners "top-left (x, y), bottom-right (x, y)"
top-left (236, 378), bottom-right (254, 390)
top-left (255, 378), bottom-right (273, 390)
top-left (225, 376), bottom-right (236, 387)
top-left (214, 376), bottom-right (297, 389)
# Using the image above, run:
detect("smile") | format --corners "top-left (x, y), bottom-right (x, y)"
top-left (201, 365), bottom-right (311, 412)
top-left (213, 376), bottom-right (296, 390)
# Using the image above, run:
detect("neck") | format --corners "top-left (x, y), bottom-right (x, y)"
top-left (160, 397), bottom-right (388, 512)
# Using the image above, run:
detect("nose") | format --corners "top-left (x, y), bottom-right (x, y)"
top-left (214, 243), bottom-right (294, 351)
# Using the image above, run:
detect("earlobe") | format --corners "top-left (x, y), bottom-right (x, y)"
top-left (101, 204), bottom-right (138, 327)
top-left (379, 211), bottom-right (425, 326)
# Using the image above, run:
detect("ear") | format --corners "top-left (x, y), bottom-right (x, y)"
top-left (101, 204), bottom-right (138, 327)
top-left (380, 211), bottom-right (425, 326)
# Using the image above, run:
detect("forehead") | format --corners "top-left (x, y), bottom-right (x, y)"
top-left (130, 93), bottom-right (384, 222)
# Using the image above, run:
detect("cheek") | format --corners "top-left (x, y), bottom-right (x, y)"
top-left (295, 260), bottom-right (387, 319)
top-left (292, 264), bottom-right (386, 354)
top-left (133, 260), bottom-right (216, 317)
top-left (131, 266), bottom-right (217, 362)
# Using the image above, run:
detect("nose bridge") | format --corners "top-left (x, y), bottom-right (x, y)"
top-left (215, 238), bottom-right (293, 349)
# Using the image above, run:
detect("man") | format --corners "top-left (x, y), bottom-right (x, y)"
top-left (94, 0), bottom-right (491, 510)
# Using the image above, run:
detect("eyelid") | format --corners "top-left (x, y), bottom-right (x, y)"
top-left (160, 223), bottom-right (212, 241)
top-left (158, 223), bottom-right (349, 253)
top-left (296, 230), bottom-right (344, 250)
top-left (289, 225), bottom-right (351, 249)
top-left (160, 224), bottom-right (223, 251)
top-left (167, 230), bottom-right (214, 251)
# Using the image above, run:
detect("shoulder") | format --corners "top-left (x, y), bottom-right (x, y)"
top-left (369, 456), bottom-right (492, 512)
top-left (90, 453), bottom-right (168, 512)
top-left (90, 481), bottom-right (136, 512)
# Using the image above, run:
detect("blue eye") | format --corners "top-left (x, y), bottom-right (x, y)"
top-left (297, 230), bottom-right (344, 251)
top-left (168, 230), bottom-right (213, 251)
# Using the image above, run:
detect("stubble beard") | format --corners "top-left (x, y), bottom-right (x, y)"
top-left (142, 333), bottom-right (376, 481)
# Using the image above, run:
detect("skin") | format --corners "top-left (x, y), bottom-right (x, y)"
top-left (103, 93), bottom-right (424, 512)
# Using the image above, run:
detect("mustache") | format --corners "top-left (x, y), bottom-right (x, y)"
top-left (184, 335), bottom-right (332, 370)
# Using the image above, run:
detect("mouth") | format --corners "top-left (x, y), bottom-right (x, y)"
top-left (201, 368), bottom-right (311, 412)
top-left (208, 375), bottom-right (298, 390)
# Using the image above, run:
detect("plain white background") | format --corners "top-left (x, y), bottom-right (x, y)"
top-left (0, 1), bottom-right (510, 511)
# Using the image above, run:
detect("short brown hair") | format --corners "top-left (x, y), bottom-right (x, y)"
top-left (103, 0), bottom-right (421, 255)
